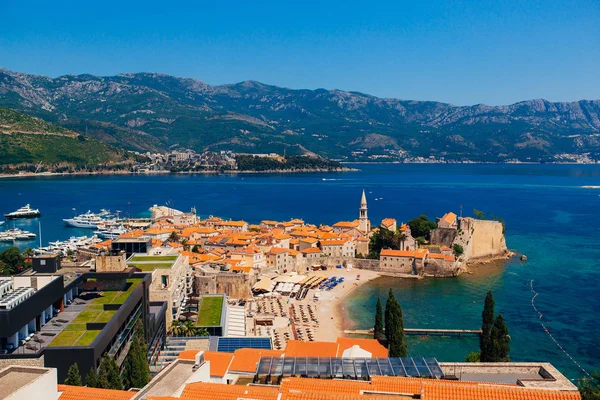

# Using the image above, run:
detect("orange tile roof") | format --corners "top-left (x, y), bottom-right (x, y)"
top-left (421, 381), bottom-right (581, 400)
top-left (204, 351), bottom-right (234, 376)
top-left (91, 239), bottom-right (112, 249)
top-left (231, 265), bottom-right (252, 273)
top-left (333, 220), bottom-right (360, 228)
top-left (441, 212), bottom-right (457, 225)
top-left (335, 337), bottom-right (388, 357)
top-left (58, 385), bottom-right (135, 400)
top-left (300, 237), bottom-right (319, 244)
top-left (301, 247), bottom-right (322, 254)
top-left (280, 377), bottom-right (370, 396)
top-left (216, 220), bottom-right (248, 227)
top-left (118, 229), bottom-right (144, 238)
top-left (320, 239), bottom-right (348, 246)
top-left (284, 340), bottom-right (339, 357)
top-left (428, 253), bottom-right (446, 259)
top-left (269, 247), bottom-right (290, 255)
top-left (381, 218), bottom-right (396, 227)
top-left (273, 233), bottom-right (292, 240)
top-left (178, 349), bottom-right (200, 360)
top-left (145, 227), bottom-right (176, 235)
top-left (180, 382), bottom-right (279, 400)
top-left (229, 348), bottom-right (285, 372)
top-left (399, 223), bottom-right (408, 231)
top-left (380, 249), bottom-right (428, 258)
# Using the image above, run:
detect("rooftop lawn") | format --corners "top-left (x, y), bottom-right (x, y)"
top-left (128, 262), bottom-right (174, 271)
top-left (196, 296), bottom-right (224, 327)
top-left (129, 255), bottom-right (178, 262)
top-left (48, 278), bottom-right (142, 347)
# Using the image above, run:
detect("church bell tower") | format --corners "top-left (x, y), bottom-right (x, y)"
top-left (359, 189), bottom-right (370, 232)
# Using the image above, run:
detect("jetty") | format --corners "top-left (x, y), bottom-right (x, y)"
top-left (344, 328), bottom-right (482, 337)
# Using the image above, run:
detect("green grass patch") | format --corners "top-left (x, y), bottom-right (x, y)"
top-left (96, 310), bottom-right (117, 323)
top-left (91, 292), bottom-right (120, 305)
top-left (129, 256), bottom-right (178, 262)
top-left (74, 330), bottom-right (100, 346)
top-left (196, 296), bottom-right (223, 327)
top-left (71, 311), bottom-right (101, 325)
top-left (128, 263), bottom-right (174, 270)
top-left (49, 331), bottom-right (84, 347)
top-left (63, 323), bottom-right (87, 331)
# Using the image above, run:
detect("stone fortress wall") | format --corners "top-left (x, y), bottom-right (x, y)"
top-left (452, 218), bottom-right (507, 260)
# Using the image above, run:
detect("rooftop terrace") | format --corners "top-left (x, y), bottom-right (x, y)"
top-left (196, 295), bottom-right (224, 327)
top-left (127, 255), bottom-right (179, 271)
top-left (48, 278), bottom-right (142, 347)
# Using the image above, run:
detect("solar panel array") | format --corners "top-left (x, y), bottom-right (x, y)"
top-left (256, 357), bottom-right (444, 380)
top-left (217, 337), bottom-right (272, 353)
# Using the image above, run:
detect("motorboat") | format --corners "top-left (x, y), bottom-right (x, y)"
top-left (4, 204), bottom-right (41, 219)
top-left (95, 225), bottom-right (128, 239)
top-left (63, 211), bottom-right (114, 229)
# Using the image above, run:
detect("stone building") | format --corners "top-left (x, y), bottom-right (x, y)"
top-left (379, 249), bottom-right (428, 275)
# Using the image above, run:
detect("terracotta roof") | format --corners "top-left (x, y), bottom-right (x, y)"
top-left (441, 212), bottom-right (457, 225)
top-left (204, 351), bottom-right (234, 376)
top-left (58, 385), bottom-right (135, 400)
top-left (301, 247), bottom-right (323, 254)
top-left (421, 381), bottom-right (581, 400)
top-left (428, 253), bottom-right (446, 259)
top-left (228, 348), bottom-right (285, 372)
top-left (335, 337), bottom-right (388, 358)
top-left (380, 249), bottom-right (428, 258)
top-left (180, 382), bottom-right (279, 400)
top-left (320, 239), bottom-right (348, 246)
top-left (215, 220), bottom-right (248, 227)
top-left (333, 220), bottom-right (360, 228)
top-left (178, 349), bottom-right (200, 360)
top-left (300, 238), bottom-right (319, 244)
top-left (381, 218), bottom-right (396, 228)
top-left (91, 239), bottom-right (112, 249)
top-left (284, 340), bottom-right (339, 357)
top-left (269, 247), bottom-right (290, 255)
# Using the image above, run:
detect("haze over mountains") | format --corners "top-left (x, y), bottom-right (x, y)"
top-left (1, 67), bottom-right (599, 162)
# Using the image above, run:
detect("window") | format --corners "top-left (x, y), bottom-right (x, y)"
top-left (161, 275), bottom-right (169, 287)
top-left (40, 260), bottom-right (46, 265)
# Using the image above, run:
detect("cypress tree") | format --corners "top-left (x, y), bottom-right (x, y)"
top-left (106, 355), bottom-right (123, 390)
top-left (374, 298), bottom-right (384, 340)
top-left (490, 314), bottom-right (510, 362)
top-left (64, 363), bottom-right (82, 386)
top-left (388, 300), bottom-right (408, 357)
top-left (85, 368), bottom-right (98, 388)
top-left (480, 291), bottom-right (495, 362)
top-left (123, 324), bottom-right (150, 389)
top-left (96, 357), bottom-right (110, 389)
top-left (384, 289), bottom-right (396, 341)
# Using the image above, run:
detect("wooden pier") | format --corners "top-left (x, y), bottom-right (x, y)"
top-left (344, 328), bottom-right (482, 337)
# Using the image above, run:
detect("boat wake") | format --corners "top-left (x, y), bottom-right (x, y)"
top-left (530, 280), bottom-right (591, 378)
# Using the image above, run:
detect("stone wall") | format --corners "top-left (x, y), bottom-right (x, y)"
top-left (195, 273), bottom-right (256, 299)
top-left (454, 218), bottom-right (507, 260)
top-left (430, 228), bottom-right (458, 248)
top-left (296, 256), bottom-right (379, 272)
top-left (423, 258), bottom-right (463, 277)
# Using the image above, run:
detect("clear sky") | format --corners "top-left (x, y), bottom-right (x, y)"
top-left (1, 0), bottom-right (598, 105)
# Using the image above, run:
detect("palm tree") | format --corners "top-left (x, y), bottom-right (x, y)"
top-left (168, 231), bottom-right (179, 243)
top-left (183, 319), bottom-right (197, 336)
top-left (170, 320), bottom-right (186, 337)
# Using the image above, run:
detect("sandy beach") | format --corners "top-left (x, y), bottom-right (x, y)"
top-left (312, 268), bottom-right (381, 342)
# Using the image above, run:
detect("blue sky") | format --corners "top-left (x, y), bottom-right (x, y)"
top-left (1, 0), bottom-right (598, 105)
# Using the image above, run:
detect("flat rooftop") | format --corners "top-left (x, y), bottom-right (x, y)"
top-left (48, 277), bottom-right (143, 347)
top-left (128, 255), bottom-right (179, 271)
top-left (0, 366), bottom-right (52, 399)
top-left (133, 359), bottom-right (197, 399)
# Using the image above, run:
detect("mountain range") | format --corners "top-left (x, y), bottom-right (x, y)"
top-left (1, 67), bottom-right (599, 162)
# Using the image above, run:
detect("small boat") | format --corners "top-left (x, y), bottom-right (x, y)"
top-left (63, 210), bottom-right (114, 229)
top-left (4, 204), bottom-right (41, 219)
top-left (0, 221), bottom-right (4, 226)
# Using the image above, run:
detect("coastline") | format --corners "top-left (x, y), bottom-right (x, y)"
top-left (0, 167), bottom-right (357, 179)
top-left (313, 268), bottom-right (381, 342)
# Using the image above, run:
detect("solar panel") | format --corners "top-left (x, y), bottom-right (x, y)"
top-left (216, 337), bottom-right (272, 353)
top-left (255, 357), bottom-right (444, 380)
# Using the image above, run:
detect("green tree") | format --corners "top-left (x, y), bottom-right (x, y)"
top-left (452, 244), bottom-right (464, 256)
top-left (490, 314), bottom-right (510, 362)
top-left (388, 300), bottom-right (408, 357)
top-left (465, 351), bottom-right (481, 362)
top-left (64, 363), bottom-right (82, 386)
top-left (374, 298), bottom-right (384, 340)
top-left (191, 245), bottom-right (200, 253)
top-left (0, 247), bottom-right (24, 275)
top-left (97, 354), bottom-right (122, 390)
top-left (579, 372), bottom-right (600, 400)
top-left (85, 368), bottom-right (98, 388)
top-left (473, 209), bottom-right (486, 219)
top-left (123, 322), bottom-right (150, 389)
top-left (406, 215), bottom-right (437, 240)
top-left (480, 291), bottom-right (495, 362)
top-left (168, 231), bottom-right (179, 243)
top-left (384, 289), bottom-right (396, 341)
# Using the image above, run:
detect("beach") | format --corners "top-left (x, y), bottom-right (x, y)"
top-left (313, 268), bottom-right (381, 342)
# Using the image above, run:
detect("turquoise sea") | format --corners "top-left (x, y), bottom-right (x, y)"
top-left (1, 164), bottom-right (599, 380)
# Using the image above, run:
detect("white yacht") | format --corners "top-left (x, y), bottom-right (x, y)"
top-left (4, 204), bottom-right (41, 219)
top-left (63, 211), bottom-right (114, 229)
top-left (0, 228), bottom-right (36, 241)
top-left (95, 225), bottom-right (128, 239)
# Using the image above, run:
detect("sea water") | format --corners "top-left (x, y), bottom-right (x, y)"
top-left (1, 164), bottom-right (599, 379)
